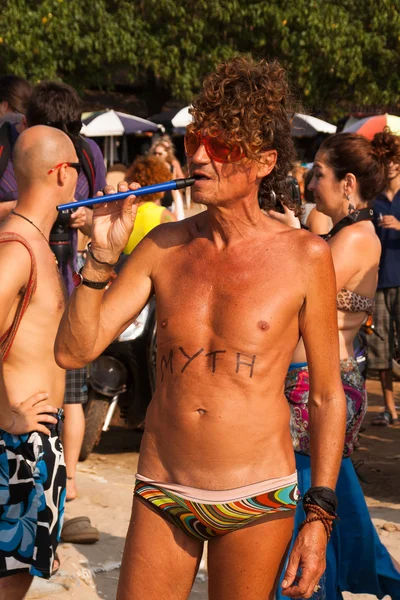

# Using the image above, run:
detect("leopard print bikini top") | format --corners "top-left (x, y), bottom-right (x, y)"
top-left (336, 288), bottom-right (374, 315)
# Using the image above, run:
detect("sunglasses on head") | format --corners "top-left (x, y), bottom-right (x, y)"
top-left (46, 120), bottom-right (83, 136)
top-left (184, 129), bottom-right (244, 163)
top-left (47, 162), bottom-right (81, 175)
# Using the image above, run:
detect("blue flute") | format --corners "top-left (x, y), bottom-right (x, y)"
top-left (56, 177), bottom-right (196, 211)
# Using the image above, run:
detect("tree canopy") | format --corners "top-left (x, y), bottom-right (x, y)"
top-left (1, 0), bottom-right (399, 117)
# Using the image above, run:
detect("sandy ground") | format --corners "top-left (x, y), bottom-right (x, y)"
top-left (26, 379), bottom-right (399, 600)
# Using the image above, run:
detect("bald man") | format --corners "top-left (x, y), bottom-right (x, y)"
top-left (0, 125), bottom-right (79, 599)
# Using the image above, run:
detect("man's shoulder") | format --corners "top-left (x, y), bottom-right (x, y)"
top-left (282, 224), bottom-right (328, 255)
top-left (283, 228), bottom-right (332, 277)
top-left (0, 228), bottom-right (33, 282)
top-left (146, 215), bottom-right (193, 245)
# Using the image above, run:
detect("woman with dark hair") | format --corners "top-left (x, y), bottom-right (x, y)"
top-left (273, 131), bottom-right (400, 599)
top-left (0, 74), bottom-right (32, 118)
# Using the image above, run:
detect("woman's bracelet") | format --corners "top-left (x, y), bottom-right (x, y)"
top-left (299, 503), bottom-right (339, 541)
top-left (87, 242), bottom-right (120, 268)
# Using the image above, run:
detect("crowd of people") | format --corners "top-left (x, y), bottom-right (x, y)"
top-left (0, 56), bottom-right (399, 600)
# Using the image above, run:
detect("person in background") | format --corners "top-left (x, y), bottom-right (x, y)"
top-left (0, 75), bottom-right (33, 220)
top-left (0, 125), bottom-right (78, 598)
top-left (106, 163), bottom-right (128, 188)
top-left (301, 168), bottom-right (332, 234)
top-left (25, 82), bottom-right (107, 512)
top-left (149, 136), bottom-right (185, 218)
top-left (291, 162), bottom-right (306, 201)
top-left (369, 128), bottom-right (400, 427)
top-left (271, 131), bottom-right (400, 600)
top-left (0, 74), bottom-right (32, 123)
top-left (150, 134), bottom-right (185, 179)
top-left (0, 80), bottom-right (106, 530)
top-left (123, 156), bottom-right (176, 255)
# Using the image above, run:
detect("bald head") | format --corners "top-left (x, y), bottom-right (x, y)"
top-left (13, 125), bottom-right (77, 189)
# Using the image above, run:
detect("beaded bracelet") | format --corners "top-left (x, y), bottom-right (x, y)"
top-left (87, 242), bottom-right (120, 268)
top-left (299, 503), bottom-right (338, 541)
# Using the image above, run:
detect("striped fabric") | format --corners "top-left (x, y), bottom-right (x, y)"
top-left (134, 478), bottom-right (298, 541)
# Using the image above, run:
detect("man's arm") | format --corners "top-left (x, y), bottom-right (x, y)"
top-left (55, 236), bottom-right (154, 368)
top-left (282, 236), bottom-right (346, 598)
top-left (302, 239), bottom-right (346, 488)
top-left (55, 181), bottom-right (155, 368)
top-left (0, 243), bottom-right (58, 434)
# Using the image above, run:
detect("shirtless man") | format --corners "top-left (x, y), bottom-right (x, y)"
top-left (55, 57), bottom-right (346, 599)
top-left (0, 125), bottom-right (79, 599)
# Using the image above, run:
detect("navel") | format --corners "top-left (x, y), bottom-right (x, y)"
top-left (196, 408), bottom-right (207, 415)
top-left (257, 320), bottom-right (270, 332)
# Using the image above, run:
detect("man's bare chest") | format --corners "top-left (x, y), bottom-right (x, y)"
top-left (154, 246), bottom-right (305, 348)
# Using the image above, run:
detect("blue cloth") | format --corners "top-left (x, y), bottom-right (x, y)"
top-left (373, 191), bottom-right (400, 289)
top-left (277, 453), bottom-right (400, 600)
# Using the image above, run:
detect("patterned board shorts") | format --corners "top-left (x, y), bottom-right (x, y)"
top-left (64, 367), bottom-right (88, 405)
top-left (0, 414), bottom-right (66, 579)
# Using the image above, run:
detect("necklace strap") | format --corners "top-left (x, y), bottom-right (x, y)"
top-left (11, 210), bottom-right (49, 243)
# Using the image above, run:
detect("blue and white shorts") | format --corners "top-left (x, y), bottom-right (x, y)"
top-left (0, 413), bottom-right (66, 579)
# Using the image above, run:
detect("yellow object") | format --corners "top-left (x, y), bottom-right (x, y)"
top-left (124, 202), bottom-right (166, 254)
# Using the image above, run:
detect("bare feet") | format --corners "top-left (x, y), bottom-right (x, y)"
top-left (66, 476), bottom-right (77, 502)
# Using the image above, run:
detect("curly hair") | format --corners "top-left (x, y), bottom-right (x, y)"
top-left (372, 127), bottom-right (400, 167)
top-left (190, 56), bottom-right (298, 213)
top-left (125, 156), bottom-right (172, 203)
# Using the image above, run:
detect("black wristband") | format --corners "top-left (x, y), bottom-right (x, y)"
top-left (302, 486), bottom-right (338, 515)
top-left (87, 242), bottom-right (120, 268)
top-left (82, 278), bottom-right (109, 290)
top-left (72, 268), bottom-right (110, 290)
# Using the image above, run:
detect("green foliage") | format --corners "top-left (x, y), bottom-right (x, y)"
top-left (0, 0), bottom-right (399, 117)
top-left (0, 0), bottom-right (144, 88)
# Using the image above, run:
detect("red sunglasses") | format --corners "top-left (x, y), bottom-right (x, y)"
top-left (184, 129), bottom-right (244, 163)
top-left (47, 162), bottom-right (81, 175)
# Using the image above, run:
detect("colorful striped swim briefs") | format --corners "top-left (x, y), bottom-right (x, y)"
top-left (134, 472), bottom-right (299, 541)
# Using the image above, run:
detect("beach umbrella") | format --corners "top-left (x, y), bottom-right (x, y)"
top-left (171, 106), bottom-right (192, 128)
top-left (81, 109), bottom-right (161, 137)
top-left (81, 109), bottom-right (162, 165)
top-left (149, 106), bottom-right (192, 134)
top-left (291, 114), bottom-right (337, 138)
top-left (343, 114), bottom-right (400, 140)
